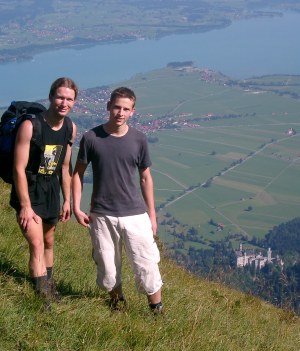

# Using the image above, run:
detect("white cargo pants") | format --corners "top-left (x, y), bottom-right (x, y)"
top-left (89, 212), bottom-right (163, 295)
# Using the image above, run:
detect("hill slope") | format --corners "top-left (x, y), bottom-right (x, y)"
top-left (1, 180), bottom-right (300, 350)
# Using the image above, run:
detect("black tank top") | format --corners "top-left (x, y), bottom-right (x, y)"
top-left (10, 115), bottom-right (72, 219)
top-left (37, 116), bottom-right (70, 176)
top-left (26, 116), bottom-right (70, 176)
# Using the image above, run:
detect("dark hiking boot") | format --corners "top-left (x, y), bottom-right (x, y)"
top-left (47, 278), bottom-right (61, 303)
top-left (109, 295), bottom-right (127, 312)
top-left (32, 276), bottom-right (48, 296)
top-left (32, 276), bottom-right (52, 310)
top-left (150, 302), bottom-right (164, 315)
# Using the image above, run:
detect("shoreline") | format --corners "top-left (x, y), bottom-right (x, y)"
top-left (0, 12), bottom-right (278, 65)
top-left (0, 9), bottom-right (298, 107)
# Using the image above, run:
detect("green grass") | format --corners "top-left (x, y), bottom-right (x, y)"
top-left (1, 180), bottom-right (300, 351)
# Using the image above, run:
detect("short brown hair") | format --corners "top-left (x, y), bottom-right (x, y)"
top-left (110, 87), bottom-right (136, 107)
top-left (49, 77), bottom-right (78, 100)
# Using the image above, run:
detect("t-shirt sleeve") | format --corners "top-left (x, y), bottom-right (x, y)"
top-left (77, 133), bottom-right (90, 165)
top-left (138, 135), bottom-right (152, 169)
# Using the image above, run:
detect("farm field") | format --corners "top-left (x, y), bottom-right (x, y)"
top-left (152, 127), bottom-right (300, 246)
top-left (112, 68), bottom-right (300, 251)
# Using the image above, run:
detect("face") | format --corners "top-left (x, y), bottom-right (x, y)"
top-left (107, 97), bottom-right (135, 128)
top-left (49, 86), bottom-right (76, 118)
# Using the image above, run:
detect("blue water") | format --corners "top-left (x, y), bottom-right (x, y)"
top-left (0, 12), bottom-right (299, 106)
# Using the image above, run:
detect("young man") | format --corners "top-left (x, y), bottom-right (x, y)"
top-left (72, 87), bottom-right (163, 313)
top-left (10, 77), bottom-right (78, 301)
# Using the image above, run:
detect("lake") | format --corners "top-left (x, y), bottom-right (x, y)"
top-left (0, 11), bottom-right (299, 107)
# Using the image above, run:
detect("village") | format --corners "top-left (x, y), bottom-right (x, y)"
top-left (42, 65), bottom-right (296, 147)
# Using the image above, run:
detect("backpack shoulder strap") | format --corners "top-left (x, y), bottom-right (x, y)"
top-left (19, 114), bottom-right (45, 181)
top-left (65, 116), bottom-right (73, 146)
top-left (30, 114), bottom-right (44, 151)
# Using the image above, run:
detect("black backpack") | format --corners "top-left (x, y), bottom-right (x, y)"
top-left (0, 101), bottom-right (47, 184)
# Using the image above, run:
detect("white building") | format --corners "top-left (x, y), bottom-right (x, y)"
top-left (235, 244), bottom-right (282, 269)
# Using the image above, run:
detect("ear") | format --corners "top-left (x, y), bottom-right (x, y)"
top-left (130, 107), bottom-right (136, 116)
top-left (107, 101), bottom-right (111, 111)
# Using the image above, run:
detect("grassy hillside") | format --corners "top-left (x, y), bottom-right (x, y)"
top-left (1, 180), bottom-right (300, 351)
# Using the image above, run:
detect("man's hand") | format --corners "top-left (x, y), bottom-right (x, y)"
top-left (149, 212), bottom-right (157, 236)
top-left (18, 206), bottom-right (40, 232)
top-left (60, 200), bottom-right (71, 222)
top-left (74, 209), bottom-right (90, 228)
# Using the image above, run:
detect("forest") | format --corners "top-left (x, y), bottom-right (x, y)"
top-left (168, 217), bottom-right (300, 315)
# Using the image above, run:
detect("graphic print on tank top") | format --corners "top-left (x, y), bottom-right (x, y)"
top-left (38, 144), bottom-right (63, 175)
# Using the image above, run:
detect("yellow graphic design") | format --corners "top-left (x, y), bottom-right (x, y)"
top-left (38, 144), bottom-right (63, 175)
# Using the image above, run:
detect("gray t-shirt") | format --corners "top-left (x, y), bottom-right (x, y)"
top-left (77, 125), bottom-right (152, 216)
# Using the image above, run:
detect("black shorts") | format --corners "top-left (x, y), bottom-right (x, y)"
top-left (10, 175), bottom-right (61, 224)
top-left (14, 212), bottom-right (59, 225)
top-left (41, 216), bottom-right (59, 225)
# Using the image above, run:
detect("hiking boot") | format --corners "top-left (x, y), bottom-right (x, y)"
top-left (109, 295), bottom-right (127, 312)
top-left (47, 279), bottom-right (61, 303)
top-left (150, 302), bottom-right (164, 315)
top-left (32, 276), bottom-right (48, 297)
top-left (32, 276), bottom-right (52, 310)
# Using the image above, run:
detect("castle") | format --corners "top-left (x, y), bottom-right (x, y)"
top-left (235, 244), bottom-right (284, 269)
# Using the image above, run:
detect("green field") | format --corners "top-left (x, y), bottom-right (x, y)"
top-left (111, 69), bottom-right (300, 250)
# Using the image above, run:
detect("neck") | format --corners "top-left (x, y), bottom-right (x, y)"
top-left (103, 122), bottom-right (128, 137)
top-left (44, 110), bottom-right (64, 130)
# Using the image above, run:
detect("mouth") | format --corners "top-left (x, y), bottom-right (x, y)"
top-left (58, 108), bottom-right (69, 114)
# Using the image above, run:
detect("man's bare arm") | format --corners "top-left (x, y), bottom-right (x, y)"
top-left (72, 160), bottom-right (90, 227)
top-left (13, 120), bottom-right (40, 231)
top-left (139, 167), bottom-right (157, 235)
top-left (60, 122), bottom-right (77, 222)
